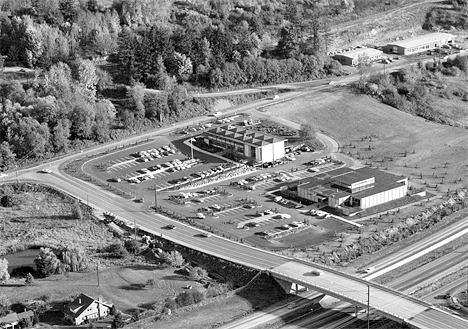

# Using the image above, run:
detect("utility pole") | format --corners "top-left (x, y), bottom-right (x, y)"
top-left (96, 261), bottom-right (100, 287)
top-left (367, 285), bottom-right (370, 329)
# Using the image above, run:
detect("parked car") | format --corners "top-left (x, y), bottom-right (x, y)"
top-left (310, 269), bottom-right (323, 276)
top-left (197, 213), bottom-right (206, 219)
top-left (288, 302), bottom-right (298, 309)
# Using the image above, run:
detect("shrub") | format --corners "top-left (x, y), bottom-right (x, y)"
top-left (34, 248), bottom-right (62, 278)
top-left (0, 293), bottom-right (11, 316)
top-left (189, 266), bottom-right (208, 281)
top-left (0, 259), bottom-right (9, 282)
top-left (206, 282), bottom-right (232, 298)
top-left (175, 289), bottom-right (204, 308)
top-left (0, 195), bottom-right (15, 207)
top-left (124, 239), bottom-right (140, 254)
top-left (160, 251), bottom-right (185, 267)
top-left (164, 297), bottom-right (177, 311)
top-left (105, 243), bottom-right (128, 259)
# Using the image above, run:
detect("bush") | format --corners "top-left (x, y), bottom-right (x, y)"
top-left (206, 282), bottom-right (232, 298)
top-left (0, 194), bottom-right (15, 207)
top-left (175, 289), bottom-right (204, 308)
top-left (34, 247), bottom-right (62, 278)
top-left (160, 251), bottom-right (185, 267)
top-left (189, 266), bottom-right (208, 281)
top-left (124, 239), bottom-right (140, 254)
top-left (105, 243), bottom-right (128, 259)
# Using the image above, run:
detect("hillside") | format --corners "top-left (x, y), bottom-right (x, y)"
top-left (260, 88), bottom-right (468, 192)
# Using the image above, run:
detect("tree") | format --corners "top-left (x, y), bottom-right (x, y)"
top-left (112, 312), bottom-right (124, 329)
top-left (299, 123), bottom-right (316, 141)
top-left (0, 293), bottom-right (11, 316)
top-left (34, 247), bottom-right (62, 277)
top-left (0, 259), bottom-right (9, 282)
top-left (75, 59), bottom-right (99, 99)
top-left (61, 247), bottom-right (89, 272)
top-left (160, 251), bottom-right (184, 267)
top-left (189, 266), bottom-right (208, 281)
top-left (0, 142), bottom-right (16, 172)
top-left (72, 199), bottom-right (83, 220)
top-left (25, 273), bottom-right (34, 285)
top-left (124, 239), bottom-right (140, 253)
top-left (106, 243), bottom-right (128, 259)
top-left (128, 84), bottom-right (145, 118)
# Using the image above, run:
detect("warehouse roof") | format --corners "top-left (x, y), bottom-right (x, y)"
top-left (334, 48), bottom-right (383, 60)
top-left (386, 32), bottom-right (455, 49)
top-left (206, 125), bottom-right (286, 147)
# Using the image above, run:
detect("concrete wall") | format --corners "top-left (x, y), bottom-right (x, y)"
top-left (359, 184), bottom-right (407, 209)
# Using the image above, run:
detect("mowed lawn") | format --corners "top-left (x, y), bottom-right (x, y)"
top-left (2, 265), bottom-right (197, 313)
top-left (258, 89), bottom-right (468, 192)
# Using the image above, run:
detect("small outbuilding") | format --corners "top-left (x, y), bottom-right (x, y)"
top-left (332, 48), bottom-right (383, 66)
top-left (383, 32), bottom-right (455, 55)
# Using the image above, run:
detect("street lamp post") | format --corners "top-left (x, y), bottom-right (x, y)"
top-left (154, 184), bottom-right (157, 211)
top-left (190, 136), bottom-right (195, 160)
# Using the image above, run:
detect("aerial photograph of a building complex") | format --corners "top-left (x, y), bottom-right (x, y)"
top-left (1, 1), bottom-right (468, 329)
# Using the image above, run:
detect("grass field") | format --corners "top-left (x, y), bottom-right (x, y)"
top-left (256, 88), bottom-right (468, 193)
top-left (0, 186), bottom-right (116, 255)
top-left (1, 265), bottom-right (200, 324)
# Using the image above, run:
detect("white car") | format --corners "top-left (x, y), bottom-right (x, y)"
top-left (0, 173), bottom-right (8, 178)
top-left (197, 213), bottom-right (206, 219)
top-left (201, 232), bottom-right (212, 238)
top-left (41, 168), bottom-right (52, 173)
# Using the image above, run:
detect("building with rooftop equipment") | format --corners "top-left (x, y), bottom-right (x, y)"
top-left (383, 32), bottom-right (455, 55)
top-left (204, 125), bottom-right (286, 163)
top-left (297, 167), bottom-right (408, 215)
top-left (332, 48), bottom-right (383, 66)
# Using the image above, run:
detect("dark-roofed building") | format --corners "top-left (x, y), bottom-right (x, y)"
top-left (64, 293), bottom-right (113, 325)
top-left (298, 167), bottom-right (408, 215)
top-left (383, 32), bottom-right (455, 55)
top-left (204, 125), bottom-right (286, 163)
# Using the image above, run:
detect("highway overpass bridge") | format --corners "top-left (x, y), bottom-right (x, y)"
top-left (9, 142), bottom-right (468, 329)
top-left (269, 261), bottom-right (468, 329)
top-left (15, 170), bottom-right (468, 329)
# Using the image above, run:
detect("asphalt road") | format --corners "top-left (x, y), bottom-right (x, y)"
top-left (4, 59), bottom-right (468, 329)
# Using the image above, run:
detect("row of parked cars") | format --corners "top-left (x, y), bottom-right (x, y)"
top-left (133, 145), bottom-right (177, 161)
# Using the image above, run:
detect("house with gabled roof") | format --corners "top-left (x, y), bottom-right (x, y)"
top-left (0, 310), bottom-right (34, 329)
top-left (64, 293), bottom-right (113, 325)
top-left (204, 125), bottom-right (286, 163)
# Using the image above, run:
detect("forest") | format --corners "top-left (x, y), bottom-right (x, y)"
top-left (0, 0), bottom-right (401, 170)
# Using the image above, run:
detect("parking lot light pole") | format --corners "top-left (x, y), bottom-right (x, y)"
top-left (190, 137), bottom-right (195, 160)
top-left (154, 184), bottom-right (157, 211)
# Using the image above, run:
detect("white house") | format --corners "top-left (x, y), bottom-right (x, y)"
top-left (64, 293), bottom-right (113, 325)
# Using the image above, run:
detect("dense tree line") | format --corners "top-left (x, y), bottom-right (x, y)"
top-left (0, 0), bottom-right (371, 170)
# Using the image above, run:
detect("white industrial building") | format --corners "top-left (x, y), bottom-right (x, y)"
top-left (383, 32), bottom-right (455, 55)
top-left (333, 48), bottom-right (383, 66)
top-left (204, 125), bottom-right (286, 163)
top-left (298, 167), bottom-right (408, 215)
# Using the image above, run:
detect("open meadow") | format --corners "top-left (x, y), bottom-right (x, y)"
top-left (256, 88), bottom-right (467, 193)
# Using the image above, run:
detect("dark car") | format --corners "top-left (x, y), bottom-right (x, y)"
top-left (165, 225), bottom-right (176, 230)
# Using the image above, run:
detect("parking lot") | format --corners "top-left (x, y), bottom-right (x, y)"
top-left (83, 121), bottom-right (352, 250)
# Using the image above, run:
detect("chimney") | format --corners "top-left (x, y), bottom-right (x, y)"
top-left (78, 298), bottom-right (81, 304)
top-left (98, 296), bottom-right (102, 303)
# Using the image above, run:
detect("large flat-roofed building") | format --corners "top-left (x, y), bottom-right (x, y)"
top-left (298, 167), bottom-right (408, 214)
top-left (333, 48), bottom-right (383, 66)
top-left (204, 125), bottom-right (286, 163)
top-left (383, 32), bottom-right (455, 55)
